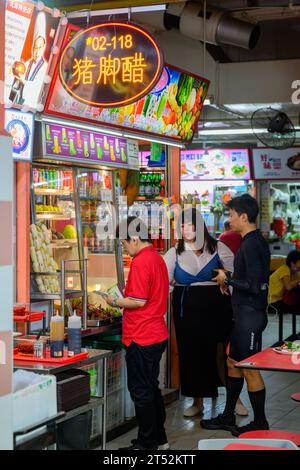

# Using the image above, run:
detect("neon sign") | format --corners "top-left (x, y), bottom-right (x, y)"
top-left (58, 22), bottom-right (163, 108)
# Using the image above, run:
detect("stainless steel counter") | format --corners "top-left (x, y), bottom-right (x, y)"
top-left (14, 348), bottom-right (112, 374)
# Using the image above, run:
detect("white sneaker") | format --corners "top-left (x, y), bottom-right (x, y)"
top-left (183, 404), bottom-right (203, 417)
top-left (158, 442), bottom-right (170, 450)
top-left (235, 402), bottom-right (249, 416)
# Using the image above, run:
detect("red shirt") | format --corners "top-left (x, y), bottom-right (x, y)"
top-left (219, 230), bottom-right (242, 255)
top-left (122, 245), bottom-right (169, 347)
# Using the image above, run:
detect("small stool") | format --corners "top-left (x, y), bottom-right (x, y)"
top-left (238, 430), bottom-right (300, 446)
top-left (291, 393), bottom-right (300, 402)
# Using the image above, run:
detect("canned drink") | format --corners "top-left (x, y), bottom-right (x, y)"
top-left (34, 340), bottom-right (45, 358)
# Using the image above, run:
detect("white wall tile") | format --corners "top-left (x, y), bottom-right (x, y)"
top-left (0, 394), bottom-right (13, 449)
top-left (0, 266), bottom-right (13, 332)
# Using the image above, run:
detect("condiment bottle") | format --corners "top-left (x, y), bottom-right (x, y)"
top-left (67, 310), bottom-right (82, 356)
top-left (50, 311), bottom-right (64, 358)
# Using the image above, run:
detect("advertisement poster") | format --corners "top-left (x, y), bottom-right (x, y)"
top-left (58, 22), bottom-right (163, 108)
top-left (180, 149), bottom-right (251, 181)
top-left (45, 24), bottom-right (209, 142)
top-left (5, 0), bottom-right (60, 110)
top-left (5, 109), bottom-right (34, 161)
top-left (252, 148), bottom-right (300, 179)
top-left (44, 122), bottom-right (133, 167)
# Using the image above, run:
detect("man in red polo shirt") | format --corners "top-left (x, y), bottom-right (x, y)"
top-left (219, 219), bottom-right (242, 255)
top-left (105, 216), bottom-right (169, 450)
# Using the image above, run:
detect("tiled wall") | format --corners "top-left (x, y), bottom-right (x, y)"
top-left (0, 135), bottom-right (13, 450)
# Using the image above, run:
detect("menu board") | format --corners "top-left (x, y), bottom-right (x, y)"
top-left (5, 0), bottom-right (60, 111)
top-left (5, 109), bottom-right (34, 161)
top-left (44, 122), bottom-right (132, 166)
top-left (45, 24), bottom-right (210, 142)
top-left (180, 149), bottom-right (251, 181)
top-left (252, 148), bottom-right (300, 180)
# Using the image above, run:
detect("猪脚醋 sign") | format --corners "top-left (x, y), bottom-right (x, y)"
top-left (58, 22), bottom-right (163, 108)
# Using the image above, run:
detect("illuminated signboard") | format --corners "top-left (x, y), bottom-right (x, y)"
top-left (181, 149), bottom-right (251, 181)
top-left (5, 109), bottom-right (34, 161)
top-left (45, 24), bottom-right (209, 142)
top-left (252, 147), bottom-right (300, 179)
top-left (5, 0), bottom-right (61, 111)
top-left (58, 22), bottom-right (163, 108)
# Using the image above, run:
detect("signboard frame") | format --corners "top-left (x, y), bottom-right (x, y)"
top-left (58, 21), bottom-right (164, 108)
top-left (5, 109), bottom-right (34, 161)
top-left (45, 23), bottom-right (210, 143)
top-left (180, 148), bottom-right (251, 181)
top-left (252, 147), bottom-right (300, 180)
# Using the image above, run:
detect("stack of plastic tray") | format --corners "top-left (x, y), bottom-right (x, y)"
top-left (56, 369), bottom-right (91, 412)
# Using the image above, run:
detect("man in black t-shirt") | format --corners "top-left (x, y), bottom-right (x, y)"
top-left (201, 194), bottom-right (270, 436)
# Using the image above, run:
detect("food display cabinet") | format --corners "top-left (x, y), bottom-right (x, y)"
top-left (30, 164), bottom-right (124, 328)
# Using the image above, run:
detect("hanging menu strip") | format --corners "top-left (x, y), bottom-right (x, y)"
top-left (44, 122), bottom-right (137, 167)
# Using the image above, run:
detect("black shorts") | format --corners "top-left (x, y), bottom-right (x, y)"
top-left (229, 304), bottom-right (268, 362)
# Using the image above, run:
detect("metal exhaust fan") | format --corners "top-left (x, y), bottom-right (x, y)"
top-left (251, 107), bottom-right (295, 149)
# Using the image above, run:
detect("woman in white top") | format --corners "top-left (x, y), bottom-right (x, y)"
top-left (164, 208), bottom-right (234, 417)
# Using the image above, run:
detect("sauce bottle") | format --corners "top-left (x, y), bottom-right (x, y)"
top-left (50, 311), bottom-right (64, 358)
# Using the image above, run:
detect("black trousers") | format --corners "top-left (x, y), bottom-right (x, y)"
top-left (126, 339), bottom-right (168, 449)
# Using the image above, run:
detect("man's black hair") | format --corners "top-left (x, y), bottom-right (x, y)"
top-left (227, 194), bottom-right (259, 224)
top-left (224, 220), bottom-right (231, 231)
top-left (116, 216), bottom-right (149, 242)
top-left (286, 250), bottom-right (300, 267)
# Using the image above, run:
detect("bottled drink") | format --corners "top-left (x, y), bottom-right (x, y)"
top-left (145, 173), bottom-right (152, 198)
top-left (96, 143), bottom-right (103, 159)
top-left (67, 310), bottom-right (82, 356)
top-left (90, 133), bottom-right (95, 150)
top-left (70, 138), bottom-right (77, 156)
top-left (62, 127), bottom-right (68, 144)
top-left (154, 174), bottom-right (160, 197)
top-left (50, 311), bottom-right (64, 358)
top-left (160, 174), bottom-right (166, 197)
top-left (46, 124), bottom-right (52, 141)
top-left (139, 173), bottom-right (145, 197)
top-left (33, 169), bottom-right (39, 185)
top-left (43, 169), bottom-right (49, 189)
top-left (76, 130), bottom-right (82, 149)
top-left (84, 140), bottom-right (89, 158)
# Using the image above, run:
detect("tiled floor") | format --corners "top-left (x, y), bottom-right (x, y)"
top-left (105, 314), bottom-right (300, 450)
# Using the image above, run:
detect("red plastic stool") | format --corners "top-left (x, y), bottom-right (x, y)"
top-left (238, 430), bottom-right (300, 446)
top-left (291, 393), bottom-right (300, 402)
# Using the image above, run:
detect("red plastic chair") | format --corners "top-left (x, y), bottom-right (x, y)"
top-left (238, 430), bottom-right (300, 446)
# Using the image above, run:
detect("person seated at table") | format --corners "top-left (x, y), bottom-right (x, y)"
top-left (269, 250), bottom-right (300, 313)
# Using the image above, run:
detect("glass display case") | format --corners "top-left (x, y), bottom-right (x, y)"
top-left (31, 164), bottom-right (123, 327)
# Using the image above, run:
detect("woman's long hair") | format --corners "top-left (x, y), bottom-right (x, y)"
top-left (176, 208), bottom-right (218, 255)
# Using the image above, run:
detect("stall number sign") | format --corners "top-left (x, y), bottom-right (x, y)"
top-left (59, 22), bottom-right (163, 108)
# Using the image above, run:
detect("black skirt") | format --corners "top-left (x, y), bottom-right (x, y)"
top-left (172, 285), bottom-right (233, 398)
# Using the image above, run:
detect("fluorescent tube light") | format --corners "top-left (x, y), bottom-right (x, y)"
top-left (198, 128), bottom-right (267, 136)
top-left (123, 133), bottom-right (185, 148)
top-left (67, 4), bottom-right (166, 19)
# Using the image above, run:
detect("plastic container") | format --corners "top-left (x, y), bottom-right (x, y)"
top-left (50, 311), bottom-right (64, 358)
top-left (198, 438), bottom-right (299, 450)
top-left (67, 310), bottom-right (82, 355)
top-left (13, 374), bottom-right (57, 432)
